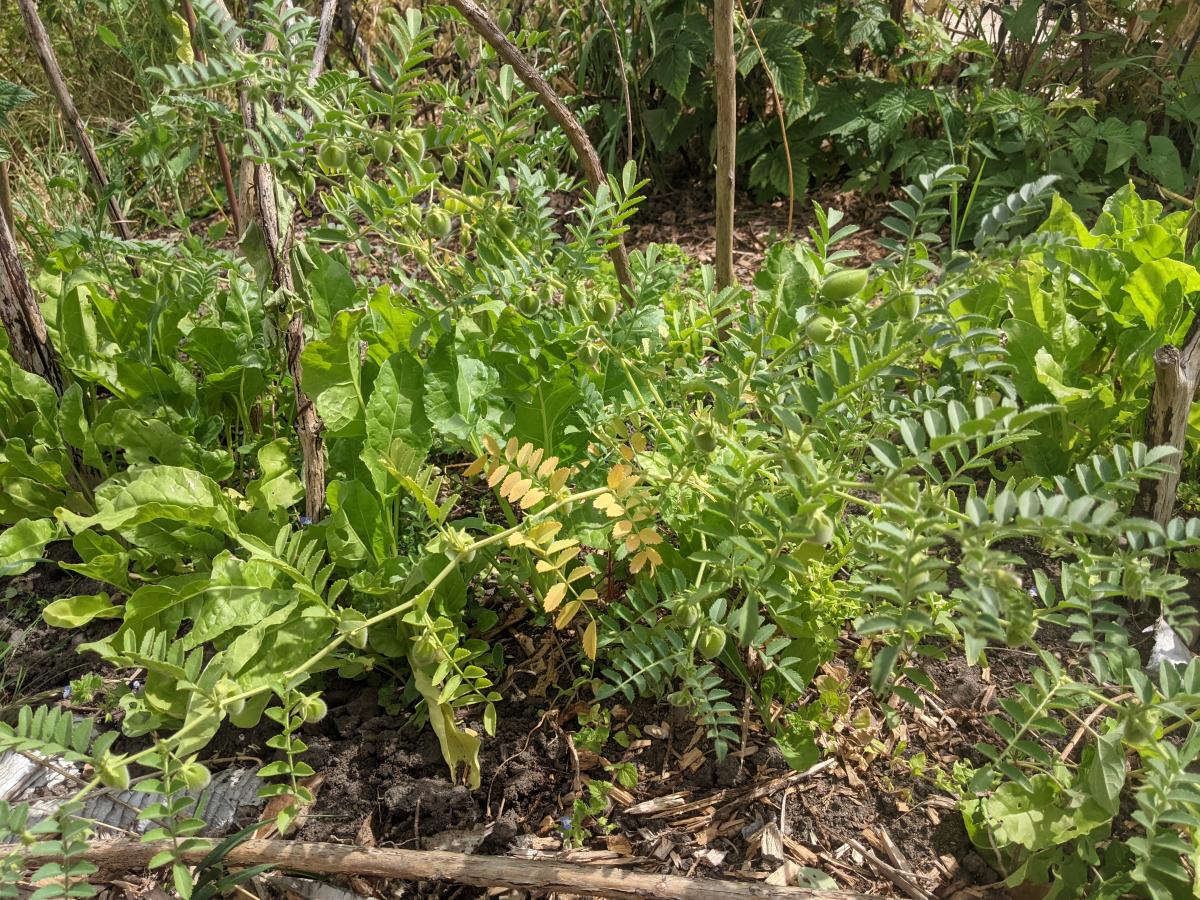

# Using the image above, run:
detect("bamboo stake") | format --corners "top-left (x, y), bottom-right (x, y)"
top-left (713, 0), bottom-right (736, 290)
top-left (15, 0), bottom-right (133, 245)
top-left (60, 839), bottom-right (873, 899)
top-left (0, 204), bottom-right (63, 393)
top-left (179, 0), bottom-right (244, 236)
top-left (443, 0), bottom-right (635, 301)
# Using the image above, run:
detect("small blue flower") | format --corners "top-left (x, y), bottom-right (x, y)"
top-left (62, 685), bottom-right (72, 699)
top-left (298, 516), bottom-right (313, 527)
top-left (558, 816), bottom-right (573, 830)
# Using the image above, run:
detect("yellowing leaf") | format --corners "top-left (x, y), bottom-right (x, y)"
top-left (567, 565), bottom-right (591, 583)
top-left (645, 546), bottom-right (663, 567)
top-left (613, 520), bottom-right (634, 538)
top-left (499, 471), bottom-right (521, 497)
top-left (516, 441), bottom-right (532, 467)
top-left (578, 589), bottom-right (599, 601)
top-left (607, 464), bottom-right (631, 491)
top-left (555, 547), bottom-right (578, 567)
top-left (529, 520), bottom-right (561, 542)
top-left (537, 456), bottom-right (559, 478)
top-left (619, 444), bottom-right (634, 461)
top-left (506, 477), bottom-right (532, 503)
top-left (555, 598), bottom-right (582, 628)
top-left (487, 464), bottom-right (509, 488)
top-left (528, 447), bottom-right (545, 470)
top-left (631, 433), bottom-right (647, 452)
top-left (464, 456), bottom-right (486, 478)
top-left (505, 437), bottom-right (519, 460)
top-left (543, 582), bottom-right (567, 611)
top-left (547, 538), bottom-right (580, 555)
top-left (536, 559), bottom-right (558, 573)
top-left (605, 503), bottom-right (626, 519)
top-left (630, 551), bottom-right (648, 574)
top-left (582, 620), bottom-right (598, 660)
top-left (519, 488), bottom-right (546, 509)
top-left (625, 534), bottom-right (642, 552)
top-left (548, 468), bottom-right (571, 492)
top-left (594, 493), bottom-right (617, 511)
top-left (638, 528), bottom-right (663, 545)
top-left (483, 434), bottom-right (500, 456)
top-left (614, 474), bottom-right (640, 495)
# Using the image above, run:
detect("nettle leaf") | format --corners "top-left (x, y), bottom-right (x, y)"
top-left (0, 80), bottom-right (35, 128)
top-left (746, 20), bottom-right (808, 101)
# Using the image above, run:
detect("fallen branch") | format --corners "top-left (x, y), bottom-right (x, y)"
top-left (62, 838), bottom-right (873, 899)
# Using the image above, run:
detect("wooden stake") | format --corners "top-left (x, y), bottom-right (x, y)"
top-left (713, 0), bottom-right (736, 290)
top-left (443, 0), bottom-right (635, 302)
top-left (0, 204), bottom-right (63, 393)
top-left (1134, 317), bottom-right (1200, 526)
top-left (15, 0), bottom-right (133, 245)
top-left (179, 0), bottom-right (244, 236)
top-left (63, 838), bottom-right (872, 899)
top-left (309, 0), bottom-right (338, 87)
top-left (0, 160), bottom-right (13, 234)
top-left (207, 0), bottom-right (328, 521)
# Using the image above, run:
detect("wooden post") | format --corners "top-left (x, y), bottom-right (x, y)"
top-left (0, 160), bottom-right (13, 234)
top-left (205, 0), bottom-right (327, 521)
top-left (1134, 318), bottom-right (1200, 526)
top-left (713, 0), bottom-right (736, 290)
top-left (58, 838), bottom-right (872, 900)
top-left (309, 0), bottom-right (338, 87)
top-left (179, 0), bottom-right (244, 236)
top-left (443, 0), bottom-right (635, 302)
top-left (15, 0), bottom-right (133, 244)
top-left (0, 204), bottom-right (63, 393)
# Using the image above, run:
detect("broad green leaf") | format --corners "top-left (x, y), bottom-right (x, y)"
top-left (245, 439), bottom-right (305, 513)
top-left (1122, 258), bottom-right (1200, 331)
top-left (325, 479), bottom-right (388, 565)
top-left (410, 650), bottom-right (482, 789)
top-left (363, 351), bottom-right (431, 496)
top-left (43, 593), bottom-right (120, 628)
top-left (1083, 728), bottom-right (1126, 818)
top-left (57, 465), bottom-right (240, 539)
top-left (424, 338), bottom-right (497, 442)
top-left (300, 308), bottom-right (368, 438)
top-left (0, 517), bottom-right (58, 576)
top-left (1140, 135), bottom-right (1186, 195)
